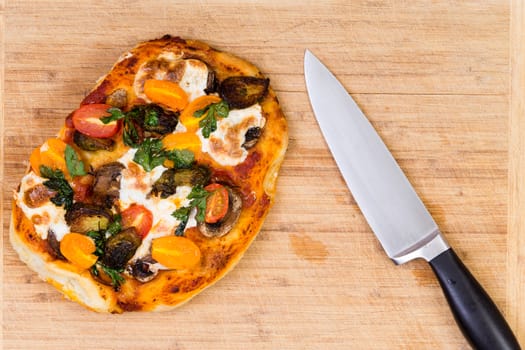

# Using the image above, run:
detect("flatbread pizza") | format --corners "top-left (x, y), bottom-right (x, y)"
top-left (10, 35), bottom-right (288, 313)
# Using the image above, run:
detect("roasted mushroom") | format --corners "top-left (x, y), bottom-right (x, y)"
top-left (219, 76), bottom-right (269, 109)
top-left (242, 126), bottom-right (262, 149)
top-left (105, 88), bottom-right (128, 108)
top-left (45, 230), bottom-right (66, 260)
top-left (101, 228), bottom-right (141, 270)
top-left (24, 184), bottom-right (56, 208)
top-left (204, 69), bottom-right (217, 94)
top-left (92, 162), bottom-right (125, 208)
top-left (198, 186), bottom-right (242, 238)
top-left (65, 202), bottom-right (112, 233)
top-left (73, 131), bottom-right (116, 151)
top-left (129, 255), bottom-right (160, 283)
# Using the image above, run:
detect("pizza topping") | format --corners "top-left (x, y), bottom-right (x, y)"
top-left (24, 184), bottom-right (57, 208)
top-left (151, 236), bottom-right (201, 270)
top-left (40, 166), bottom-right (75, 210)
top-left (91, 162), bottom-right (125, 208)
top-left (129, 256), bottom-right (159, 283)
top-left (242, 126), bottom-right (262, 149)
top-left (73, 130), bottom-right (116, 151)
top-left (46, 230), bottom-right (66, 260)
top-left (101, 227), bottom-right (142, 270)
top-left (219, 76), bottom-right (269, 109)
top-left (144, 79), bottom-right (189, 112)
top-left (30, 138), bottom-right (69, 178)
top-left (64, 145), bottom-right (87, 177)
top-left (105, 88), bottom-right (128, 108)
top-left (90, 262), bottom-right (125, 290)
top-left (162, 132), bottom-right (201, 154)
top-left (179, 95), bottom-right (222, 132)
top-left (59, 232), bottom-right (98, 270)
top-left (134, 57), bottom-right (210, 103)
top-left (65, 203), bottom-right (112, 234)
top-left (200, 104), bottom-right (265, 166)
top-left (195, 100), bottom-right (230, 138)
top-left (204, 184), bottom-right (229, 224)
top-left (121, 204), bottom-right (153, 238)
top-left (197, 185), bottom-right (242, 238)
top-left (72, 104), bottom-right (120, 138)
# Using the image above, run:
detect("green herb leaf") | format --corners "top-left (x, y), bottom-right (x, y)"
top-left (144, 108), bottom-right (159, 127)
top-left (39, 165), bottom-right (74, 210)
top-left (171, 185), bottom-right (210, 232)
top-left (194, 100), bottom-right (229, 138)
top-left (101, 264), bottom-right (125, 290)
top-left (172, 206), bottom-right (191, 236)
top-left (165, 149), bottom-right (195, 169)
top-left (86, 230), bottom-right (106, 257)
top-left (100, 107), bottom-right (126, 124)
top-left (133, 138), bottom-right (166, 172)
top-left (106, 214), bottom-right (122, 237)
top-left (65, 145), bottom-right (87, 177)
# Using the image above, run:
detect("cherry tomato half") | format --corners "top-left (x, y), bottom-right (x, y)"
top-left (204, 184), bottom-right (230, 224)
top-left (71, 104), bottom-right (119, 138)
top-left (121, 204), bottom-right (153, 238)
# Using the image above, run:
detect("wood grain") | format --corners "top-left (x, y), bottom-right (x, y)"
top-left (1, 0), bottom-right (522, 349)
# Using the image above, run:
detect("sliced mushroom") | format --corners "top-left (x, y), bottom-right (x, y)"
top-left (102, 227), bottom-right (141, 270)
top-left (24, 184), bottom-right (56, 208)
top-left (204, 69), bottom-right (217, 94)
top-left (242, 126), bottom-right (262, 149)
top-left (45, 229), bottom-right (66, 260)
top-left (198, 186), bottom-right (242, 238)
top-left (65, 202), bottom-right (112, 233)
top-left (129, 255), bottom-right (160, 283)
top-left (73, 130), bottom-right (116, 151)
top-left (105, 88), bottom-right (128, 108)
top-left (219, 76), bottom-right (269, 109)
top-left (92, 162), bottom-right (125, 208)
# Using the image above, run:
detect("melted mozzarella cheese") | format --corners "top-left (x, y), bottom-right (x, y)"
top-left (14, 172), bottom-right (70, 241)
top-left (200, 104), bottom-right (266, 166)
top-left (134, 53), bottom-right (209, 103)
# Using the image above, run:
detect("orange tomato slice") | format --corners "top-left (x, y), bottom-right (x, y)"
top-left (144, 79), bottom-right (189, 111)
top-left (59, 233), bottom-right (98, 270)
top-left (31, 138), bottom-right (69, 177)
top-left (151, 236), bottom-right (201, 270)
top-left (179, 95), bottom-right (221, 132)
top-left (162, 132), bottom-right (201, 153)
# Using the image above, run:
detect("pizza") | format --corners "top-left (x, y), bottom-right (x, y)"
top-left (10, 35), bottom-right (288, 313)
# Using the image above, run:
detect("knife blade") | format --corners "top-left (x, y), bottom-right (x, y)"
top-left (304, 49), bottom-right (520, 350)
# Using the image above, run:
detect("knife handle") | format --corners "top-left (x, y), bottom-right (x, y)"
top-left (429, 248), bottom-right (520, 350)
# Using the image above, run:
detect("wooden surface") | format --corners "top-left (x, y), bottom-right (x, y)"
top-left (1, 0), bottom-right (524, 349)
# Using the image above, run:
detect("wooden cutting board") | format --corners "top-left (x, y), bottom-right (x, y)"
top-left (2, 1), bottom-right (524, 349)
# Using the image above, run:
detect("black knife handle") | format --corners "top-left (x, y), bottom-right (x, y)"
top-left (429, 248), bottom-right (520, 349)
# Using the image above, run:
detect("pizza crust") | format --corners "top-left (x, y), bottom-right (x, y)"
top-left (10, 35), bottom-right (288, 313)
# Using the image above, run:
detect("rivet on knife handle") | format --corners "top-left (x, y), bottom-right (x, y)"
top-left (304, 49), bottom-right (521, 349)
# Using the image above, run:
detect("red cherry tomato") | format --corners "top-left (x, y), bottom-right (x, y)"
top-left (204, 184), bottom-right (229, 224)
top-left (121, 204), bottom-right (153, 238)
top-left (71, 104), bottom-right (119, 138)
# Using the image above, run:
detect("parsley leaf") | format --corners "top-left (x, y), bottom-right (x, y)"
top-left (39, 165), bottom-right (74, 210)
top-left (172, 185), bottom-right (210, 228)
top-left (165, 149), bottom-right (194, 169)
top-left (91, 262), bottom-right (125, 291)
top-left (86, 230), bottom-right (106, 257)
top-left (65, 145), bottom-right (86, 177)
top-left (133, 138), bottom-right (166, 172)
top-left (194, 100), bottom-right (229, 138)
top-left (100, 107), bottom-right (126, 124)
top-left (101, 107), bottom-right (142, 147)
top-left (144, 108), bottom-right (159, 127)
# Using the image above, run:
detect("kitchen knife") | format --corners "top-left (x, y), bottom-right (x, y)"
top-left (304, 49), bottom-right (520, 350)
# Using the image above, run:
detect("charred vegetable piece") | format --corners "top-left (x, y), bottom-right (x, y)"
top-left (243, 126), bottom-right (262, 149)
top-left (198, 186), bottom-right (242, 238)
top-left (173, 166), bottom-right (210, 187)
top-left (73, 130), bottom-right (116, 151)
top-left (130, 104), bottom-right (179, 136)
top-left (129, 255), bottom-right (159, 283)
top-left (90, 263), bottom-right (125, 290)
top-left (204, 69), bottom-right (217, 94)
top-left (219, 76), bottom-right (269, 109)
top-left (101, 227), bottom-right (141, 270)
top-left (92, 162), bottom-right (125, 208)
top-left (150, 168), bottom-right (176, 198)
top-left (105, 88), bottom-right (128, 108)
top-left (65, 202), bottom-right (112, 233)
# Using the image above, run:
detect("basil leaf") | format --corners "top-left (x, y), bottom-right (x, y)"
top-left (193, 101), bottom-right (229, 138)
top-left (65, 145), bottom-right (86, 177)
